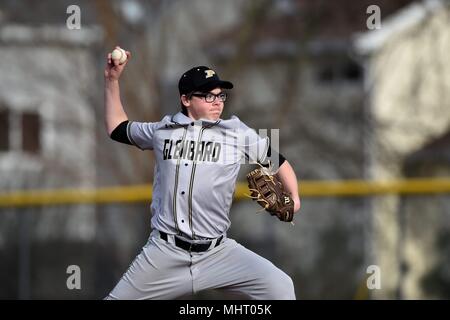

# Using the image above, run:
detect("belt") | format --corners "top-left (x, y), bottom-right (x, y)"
top-left (159, 231), bottom-right (223, 253)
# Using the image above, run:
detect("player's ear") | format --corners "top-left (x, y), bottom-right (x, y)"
top-left (180, 94), bottom-right (191, 107)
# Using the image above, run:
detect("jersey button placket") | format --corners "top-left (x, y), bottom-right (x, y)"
top-left (180, 191), bottom-right (186, 225)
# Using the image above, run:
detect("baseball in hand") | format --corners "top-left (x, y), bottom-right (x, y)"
top-left (111, 47), bottom-right (128, 64)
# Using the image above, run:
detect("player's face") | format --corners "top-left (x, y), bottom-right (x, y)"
top-left (184, 88), bottom-right (225, 121)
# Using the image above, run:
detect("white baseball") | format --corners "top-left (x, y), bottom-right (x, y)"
top-left (111, 47), bottom-right (127, 64)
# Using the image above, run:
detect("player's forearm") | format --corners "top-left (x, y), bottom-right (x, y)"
top-left (104, 79), bottom-right (128, 136)
top-left (276, 160), bottom-right (301, 211)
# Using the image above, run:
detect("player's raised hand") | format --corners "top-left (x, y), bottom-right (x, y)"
top-left (104, 46), bottom-right (131, 81)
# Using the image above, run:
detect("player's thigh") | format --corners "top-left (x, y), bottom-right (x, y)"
top-left (196, 239), bottom-right (295, 299)
top-left (106, 237), bottom-right (192, 300)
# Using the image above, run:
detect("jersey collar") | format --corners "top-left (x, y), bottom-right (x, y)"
top-left (171, 112), bottom-right (221, 127)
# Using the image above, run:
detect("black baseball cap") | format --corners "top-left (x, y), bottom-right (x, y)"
top-left (178, 66), bottom-right (233, 95)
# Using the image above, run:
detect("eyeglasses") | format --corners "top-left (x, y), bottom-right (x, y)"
top-left (190, 92), bottom-right (227, 103)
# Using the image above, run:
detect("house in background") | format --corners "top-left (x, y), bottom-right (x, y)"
top-left (0, 24), bottom-right (102, 298)
top-left (355, 0), bottom-right (450, 299)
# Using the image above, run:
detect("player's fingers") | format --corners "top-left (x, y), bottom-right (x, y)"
top-left (112, 58), bottom-right (120, 66)
top-left (107, 53), bottom-right (112, 65)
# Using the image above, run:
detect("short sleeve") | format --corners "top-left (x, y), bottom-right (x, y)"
top-left (239, 123), bottom-right (270, 164)
top-left (127, 121), bottom-right (158, 150)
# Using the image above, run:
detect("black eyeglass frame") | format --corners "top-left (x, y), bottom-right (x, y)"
top-left (188, 91), bottom-right (228, 103)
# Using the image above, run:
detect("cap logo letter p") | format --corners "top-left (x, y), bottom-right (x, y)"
top-left (205, 70), bottom-right (216, 78)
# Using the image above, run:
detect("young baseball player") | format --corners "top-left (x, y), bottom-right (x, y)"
top-left (103, 47), bottom-right (301, 300)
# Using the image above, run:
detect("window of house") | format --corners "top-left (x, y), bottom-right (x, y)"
top-left (316, 58), bottom-right (363, 84)
top-left (21, 112), bottom-right (41, 154)
top-left (0, 109), bottom-right (10, 151)
top-left (341, 61), bottom-right (363, 81)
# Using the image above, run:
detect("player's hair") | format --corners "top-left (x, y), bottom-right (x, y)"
top-left (181, 103), bottom-right (188, 116)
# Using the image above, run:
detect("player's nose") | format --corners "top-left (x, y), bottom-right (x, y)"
top-left (212, 98), bottom-right (222, 106)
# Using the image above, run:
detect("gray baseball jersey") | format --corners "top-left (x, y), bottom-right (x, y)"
top-left (106, 111), bottom-right (295, 300)
top-left (127, 111), bottom-right (269, 239)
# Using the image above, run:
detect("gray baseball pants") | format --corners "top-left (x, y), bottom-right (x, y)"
top-left (105, 230), bottom-right (296, 300)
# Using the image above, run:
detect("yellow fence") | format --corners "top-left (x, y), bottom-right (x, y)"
top-left (1, 178), bottom-right (450, 207)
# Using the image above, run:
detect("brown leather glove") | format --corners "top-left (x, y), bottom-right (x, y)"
top-left (246, 167), bottom-right (294, 222)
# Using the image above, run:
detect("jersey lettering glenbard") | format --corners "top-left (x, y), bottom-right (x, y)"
top-left (163, 139), bottom-right (221, 162)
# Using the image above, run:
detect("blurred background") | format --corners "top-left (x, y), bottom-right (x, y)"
top-left (1, 0), bottom-right (450, 300)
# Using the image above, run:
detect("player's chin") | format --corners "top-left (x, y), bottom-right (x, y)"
top-left (209, 110), bottom-right (222, 120)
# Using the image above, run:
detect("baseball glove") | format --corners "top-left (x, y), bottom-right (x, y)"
top-left (246, 167), bottom-right (294, 223)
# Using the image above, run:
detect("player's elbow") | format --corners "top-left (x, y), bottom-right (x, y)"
top-left (106, 123), bottom-right (115, 137)
top-left (106, 118), bottom-right (127, 137)
top-left (109, 120), bottom-right (133, 145)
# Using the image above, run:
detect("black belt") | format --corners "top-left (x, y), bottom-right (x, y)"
top-left (159, 231), bottom-right (223, 252)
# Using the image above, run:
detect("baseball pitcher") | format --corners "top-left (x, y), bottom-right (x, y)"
top-left (103, 47), bottom-right (301, 300)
